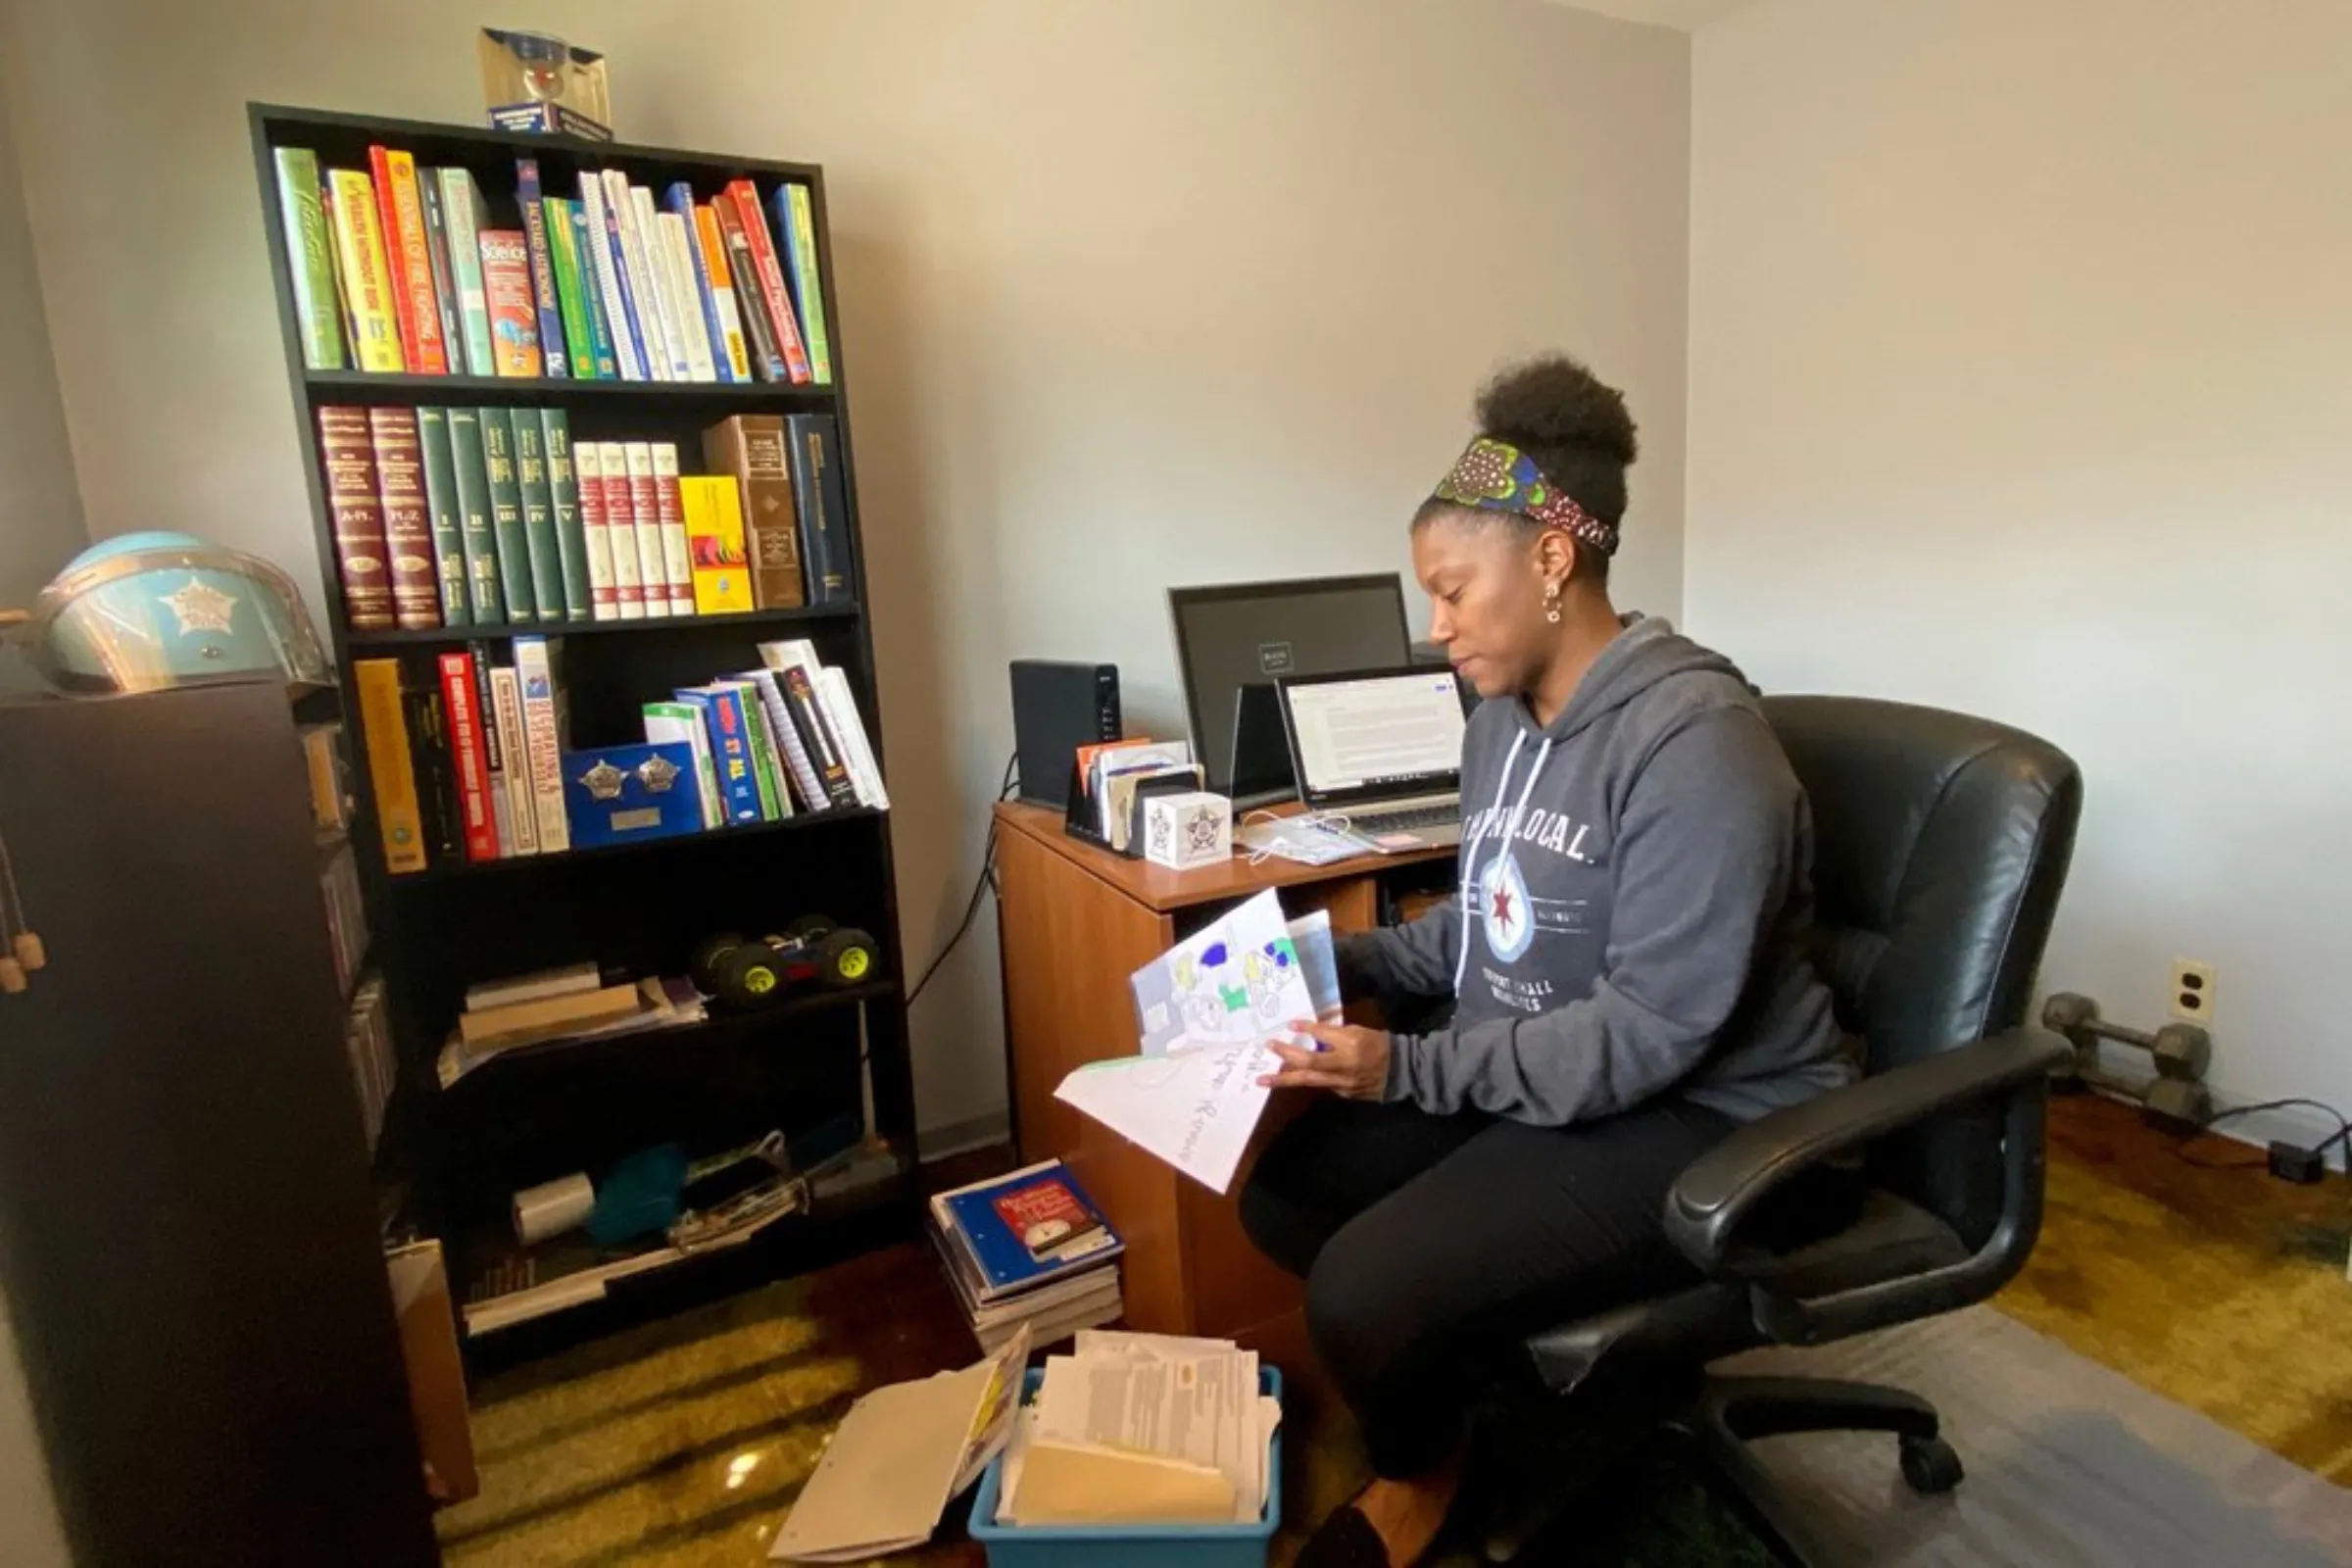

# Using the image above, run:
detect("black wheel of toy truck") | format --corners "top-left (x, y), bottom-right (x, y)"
top-left (691, 933), bottom-right (746, 996)
top-left (784, 913), bottom-right (836, 942)
top-left (716, 946), bottom-right (788, 1008)
top-left (813, 928), bottom-right (879, 987)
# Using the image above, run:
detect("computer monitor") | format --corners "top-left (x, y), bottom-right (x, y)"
top-left (1168, 574), bottom-right (1411, 793)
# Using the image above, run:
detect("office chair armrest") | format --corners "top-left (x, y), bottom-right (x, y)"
top-left (1664, 1026), bottom-right (2073, 1344)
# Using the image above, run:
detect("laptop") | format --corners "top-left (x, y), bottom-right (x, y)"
top-left (1274, 666), bottom-right (1467, 852)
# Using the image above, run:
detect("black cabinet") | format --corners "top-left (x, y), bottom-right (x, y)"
top-left (0, 682), bottom-right (435, 1566)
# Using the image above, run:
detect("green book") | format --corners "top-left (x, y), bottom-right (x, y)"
top-left (543, 198), bottom-right (600, 381)
top-left (785, 185), bottom-right (833, 384)
top-left (270, 148), bottom-right (344, 370)
top-left (476, 407), bottom-right (535, 623)
top-left (415, 408), bottom-right (469, 626)
top-left (437, 168), bottom-right (497, 376)
top-left (446, 408), bottom-right (505, 623)
top-left (538, 411), bottom-right (593, 622)
top-left (510, 412), bottom-right (565, 622)
top-left (723, 679), bottom-right (786, 820)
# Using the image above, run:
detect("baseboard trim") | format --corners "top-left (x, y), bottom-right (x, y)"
top-left (916, 1112), bottom-right (1012, 1164)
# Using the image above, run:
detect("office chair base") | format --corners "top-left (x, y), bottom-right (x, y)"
top-left (1477, 1372), bottom-right (1958, 1568)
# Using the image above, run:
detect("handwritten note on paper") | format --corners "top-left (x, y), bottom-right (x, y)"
top-left (1063, 890), bottom-right (1318, 1193)
top-left (1054, 1038), bottom-right (1278, 1195)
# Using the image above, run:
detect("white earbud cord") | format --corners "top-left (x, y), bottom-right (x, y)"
top-left (1453, 729), bottom-right (1552, 994)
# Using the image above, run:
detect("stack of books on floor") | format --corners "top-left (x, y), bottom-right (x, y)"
top-left (929, 1159), bottom-right (1123, 1352)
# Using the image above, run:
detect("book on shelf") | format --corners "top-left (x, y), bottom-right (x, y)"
top-left (785, 413), bottom-right (854, 605)
top-left (618, 441), bottom-right (669, 614)
top-left (270, 147), bottom-right (344, 370)
top-left (446, 407), bottom-right (505, 623)
top-left (775, 184), bottom-right (834, 385)
top-left (477, 229), bottom-right (541, 377)
top-left (510, 411), bottom-right (569, 621)
top-left (514, 636), bottom-right (571, 853)
top-left (415, 408), bottom-right (470, 627)
top-left (725, 178), bottom-right (812, 384)
top-left (611, 172), bottom-right (682, 382)
top-left (416, 172), bottom-right (467, 377)
top-left (650, 443), bottom-right (696, 617)
top-left (542, 196), bottom-right (604, 381)
top-left (573, 441), bottom-right (626, 620)
top-left (354, 659), bottom-right (427, 872)
top-left (539, 411), bottom-right (596, 621)
top-left (487, 663), bottom-right (538, 857)
top-left (436, 650), bottom-right (501, 864)
top-left (674, 686), bottom-right (764, 825)
top-left (514, 159), bottom-right (570, 379)
top-left (681, 474), bottom-right (754, 614)
top-left (656, 209), bottom-right (719, 383)
top-left (323, 168), bottom-right (403, 371)
top-left (435, 168), bottom-right (497, 375)
top-left (641, 701), bottom-right (726, 828)
top-left (478, 407), bottom-right (536, 621)
top-left (579, 172), bottom-right (648, 382)
top-left (680, 191), bottom-right (753, 382)
top-left (702, 415), bottom-right (807, 610)
top-left (373, 147), bottom-right (449, 374)
top-left (317, 405), bottom-right (393, 629)
top-left (467, 642), bottom-right (515, 857)
top-left (712, 198), bottom-right (786, 382)
top-left (367, 406), bottom-right (439, 631)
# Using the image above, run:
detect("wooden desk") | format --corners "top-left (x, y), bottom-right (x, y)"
top-left (993, 802), bottom-right (1451, 1356)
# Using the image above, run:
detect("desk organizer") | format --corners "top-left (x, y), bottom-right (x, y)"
top-left (967, 1365), bottom-right (1282, 1568)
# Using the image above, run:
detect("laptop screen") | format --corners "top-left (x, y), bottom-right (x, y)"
top-left (1281, 668), bottom-right (1466, 802)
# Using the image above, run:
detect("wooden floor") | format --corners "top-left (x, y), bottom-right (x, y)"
top-left (438, 1096), bottom-right (2352, 1564)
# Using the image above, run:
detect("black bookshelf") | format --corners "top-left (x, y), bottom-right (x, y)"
top-left (249, 103), bottom-right (921, 1353)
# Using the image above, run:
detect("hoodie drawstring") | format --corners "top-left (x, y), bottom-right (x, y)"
top-left (1453, 731), bottom-right (1553, 995)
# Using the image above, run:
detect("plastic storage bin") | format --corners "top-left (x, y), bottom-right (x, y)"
top-left (967, 1365), bottom-right (1283, 1568)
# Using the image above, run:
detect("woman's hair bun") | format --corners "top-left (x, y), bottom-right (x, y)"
top-left (1474, 354), bottom-right (1639, 467)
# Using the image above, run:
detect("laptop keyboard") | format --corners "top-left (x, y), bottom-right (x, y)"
top-left (1349, 803), bottom-right (1458, 834)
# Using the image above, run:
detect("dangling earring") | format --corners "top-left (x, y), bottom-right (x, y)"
top-left (1544, 581), bottom-right (1563, 625)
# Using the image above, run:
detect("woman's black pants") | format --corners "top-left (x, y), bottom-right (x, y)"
top-left (1239, 1094), bottom-right (1739, 1480)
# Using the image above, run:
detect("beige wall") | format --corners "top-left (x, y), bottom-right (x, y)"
top-left (1, 0), bottom-right (1690, 1139)
top-left (1690, 0), bottom-right (2352, 1133)
top-left (0, 77), bottom-right (83, 609)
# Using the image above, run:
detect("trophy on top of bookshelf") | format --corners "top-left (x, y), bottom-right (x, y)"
top-left (478, 27), bottom-right (612, 141)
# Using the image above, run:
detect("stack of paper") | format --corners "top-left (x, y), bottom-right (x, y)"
top-left (1054, 891), bottom-right (1338, 1194)
top-left (994, 1331), bottom-right (1281, 1527)
top-left (929, 1159), bottom-right (1124, 1352)
top-left (768, 1327), bottom-right (1030, 1562)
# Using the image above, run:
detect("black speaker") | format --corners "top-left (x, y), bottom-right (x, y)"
top-left (1009, 661), bottom-right (1121, 808)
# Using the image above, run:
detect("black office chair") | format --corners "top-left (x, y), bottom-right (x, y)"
top-left (1495, 696), bottom-right (2083, 1565)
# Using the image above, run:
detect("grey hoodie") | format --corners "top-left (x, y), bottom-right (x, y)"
top-left (1340, 616), bottom-right (1856, 1126)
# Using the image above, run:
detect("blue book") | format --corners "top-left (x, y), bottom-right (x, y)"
top-left (932, 1159), bottom-right (1123, 1301)
top-left (675, 686), bottom-right (762, 824)
top-left (567, 200), bottom-right (621, 380)
top-left (594, 182), bottom-right (650, 379)
top-left (663, 182), bottom-right (736, 384)
top-left (514, 159), bottom-right (570, 378)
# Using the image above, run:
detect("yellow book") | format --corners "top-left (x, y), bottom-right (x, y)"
top-left (682, 475), bottom-right (755, 614)
top-left (354, 660), bottom-right (428, 873)
top-left (325, 169), bottom-right (405, 372)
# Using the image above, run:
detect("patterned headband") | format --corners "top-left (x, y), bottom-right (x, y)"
top-left (1429, 437), bottom-right (1619, 557)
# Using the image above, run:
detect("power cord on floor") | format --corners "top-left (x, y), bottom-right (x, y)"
top-left (906, 752), bottom-right (1018, 1007)
top-left (2173, 1097), bottom-right (2352, 1174)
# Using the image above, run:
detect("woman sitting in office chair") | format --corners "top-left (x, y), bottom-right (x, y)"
top-left (1241, 354), bottom-right (1856, 1568)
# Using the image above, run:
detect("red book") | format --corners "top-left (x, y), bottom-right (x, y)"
top-left (378, 150), bottom-right (448, 374)
top-left (316, 405), bottom-right (394, 629)
top-left (436, 652), bottom-right (501, 862)
top-left (723, 180), bottom-right (812, 385)
top-left (366, 407), bottom-right (439, 629)
top-left (367, 146), bottom-right (426, 373)
top-left (991, 1176), bottom-right (1106, 1262)
top-left (477, 228), bottom-right (543, 377)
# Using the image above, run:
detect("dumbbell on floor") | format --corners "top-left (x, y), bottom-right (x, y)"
top-left (2040, 992), bottom-right (2215, 1136)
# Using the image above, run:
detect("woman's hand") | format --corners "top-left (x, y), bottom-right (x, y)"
top-left (1259, 1019), bottom-right (1392, 1100)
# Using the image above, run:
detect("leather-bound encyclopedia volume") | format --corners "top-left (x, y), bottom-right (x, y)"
top-left (317, 405), bottom-right (395, 630)
top-left (366, 406), bottom-right (440, 630)
top-left (784, 413), bottom-right (853, 606)
top-left (701, 414), bottom-right (806, 609)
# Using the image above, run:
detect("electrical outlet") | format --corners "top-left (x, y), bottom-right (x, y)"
top-left (2170, 958), bottom-right (2217, 1022)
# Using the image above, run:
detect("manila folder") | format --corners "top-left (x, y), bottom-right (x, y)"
top-left (1004, 1439), bottom-right (1236, 1526)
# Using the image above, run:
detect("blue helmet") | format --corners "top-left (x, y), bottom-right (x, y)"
top-left (21, 532), bottom-right (330, 696)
